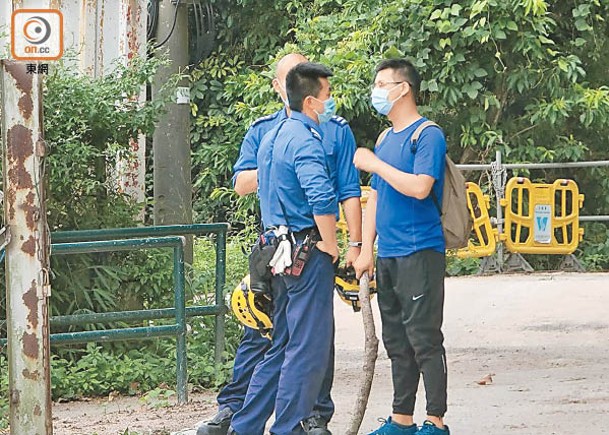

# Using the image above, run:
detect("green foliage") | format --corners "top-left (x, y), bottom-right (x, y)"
top-left (0, 53), bottom-right (244, 425)
top-left (446, 256), bottom-right (481, 276)
top-left (140, 387), bottom-right (176, 409)
top-left (191, 0), bottom-right (609, 245)
top-left (0, 234), bottom-right (248, 427)
top-left (39, 53), bottom-right (179, 321)
top-left (0, 354), bottom-right (7, 429)
top-left (46, 238), bottom-right (245, 401)
top-left (47, 314), bottom-right (241, 402)
top-left (49, 249), bottom-right (175, 322)
top-left (44, 53), bottom-right (176, 231)
top-left (578, 224), bottom-right (609, 271)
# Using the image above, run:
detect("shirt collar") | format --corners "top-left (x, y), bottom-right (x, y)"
top-left (278, 107), bottom-right (289, 121)
top-left (290, 110), bottom-right (322, 138)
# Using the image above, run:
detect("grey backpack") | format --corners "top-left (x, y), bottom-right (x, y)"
top-left (411, 121), bottom-right (472, 250)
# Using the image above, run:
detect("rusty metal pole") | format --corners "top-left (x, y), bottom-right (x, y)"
top-left (1, 61), bottom-right (52, 434)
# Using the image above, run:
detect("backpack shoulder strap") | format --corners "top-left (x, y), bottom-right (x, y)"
top-left (412, 120), bottom-right (440, 143)
top-left (410, 120), bottom-right (443, 214)
top-left (411, 120), bottom-right (440, 154)
top-left (375, 127), bottom-right (392, 148)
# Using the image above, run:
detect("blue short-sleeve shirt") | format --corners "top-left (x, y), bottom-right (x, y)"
top-left (257, 112), bottom-right (337, 232)
top-left (232, 110), bottom-right (287, 186)
top-left (371, 117), bottom-right (446, 258)
top-left (233, 109), bottom-right (360, 203)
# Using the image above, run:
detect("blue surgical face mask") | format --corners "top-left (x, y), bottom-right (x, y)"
top-left (371, 84), bottom-right (402, 116)
top-left (313, 96), bottom-right (336, 123)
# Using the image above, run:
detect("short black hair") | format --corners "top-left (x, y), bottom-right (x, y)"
top-left (286, 62), bottom-right (333, 112)
top-left (375, 58), bottom-right (421, 98)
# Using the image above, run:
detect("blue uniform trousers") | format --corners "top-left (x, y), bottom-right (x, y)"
top-left (216, 294), bottom-right (335, 420)
top-left (230, 248), bottom-right (335, 435)
top-left (217, 326), bottom-right (271, 413)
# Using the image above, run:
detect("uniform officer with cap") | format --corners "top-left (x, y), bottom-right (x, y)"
top-left (197, 54), bottom-right (361, 435)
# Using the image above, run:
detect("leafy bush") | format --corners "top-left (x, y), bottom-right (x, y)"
top-left (1, 53), bottom-right (179, 330)
top-left (46, 237), bottom-right (247, 401)
top-left (0, 234), bottom-right (249, 428)
top-left (579, 224), bottom-right (609, 271)
top-left (0, 354), bottom-right (7, 429)
top-left (44, 53), bottom-right (176, 232)
top-left (446, 256), bottom-right (480, 276)
top-left (191, 0), bottom-right (609, 262)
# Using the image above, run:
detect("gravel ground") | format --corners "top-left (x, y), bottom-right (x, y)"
top-left (52, 272), bottom-right (609, 435)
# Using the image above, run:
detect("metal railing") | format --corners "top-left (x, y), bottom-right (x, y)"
top-left (457, 153), bottom-right (609, 224)
top-left (1, 223), bottom-right (229, 404)
top-left (456, 151), bottom-right (609, 270)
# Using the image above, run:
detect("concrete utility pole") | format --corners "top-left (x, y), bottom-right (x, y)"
top-left (152, 0), bottom-right (193, 261)
top-left (1, 61), bottom-right (52, 434)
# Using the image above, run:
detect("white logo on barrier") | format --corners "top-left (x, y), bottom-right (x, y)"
top-left (534, 204), bottom-right (552, 244)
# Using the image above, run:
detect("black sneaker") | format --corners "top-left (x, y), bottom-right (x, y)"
top-left (302, 415), bottom-right (332, 435)
top-left (196, 408), bottom-right (234, 435)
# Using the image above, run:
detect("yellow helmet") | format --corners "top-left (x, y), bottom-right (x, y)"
top-left (334, 267), bottom-right (377, 312)
top-left (231, 275), bottom-right (273, 339)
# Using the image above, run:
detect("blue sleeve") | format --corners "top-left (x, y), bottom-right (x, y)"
top-left (371, 173), bottom-right (378, 189)
top-left (232, 126), bottom-right (260, 187)
top-left (413, 127), bottom-right (446, 180)
top-left (335, 126), bottom-right (361, 202)
top-left (294, 138), bottom-right (337, 215)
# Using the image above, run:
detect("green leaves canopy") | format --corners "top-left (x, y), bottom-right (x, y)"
top-left (191, 0), bottom-right (609, 222)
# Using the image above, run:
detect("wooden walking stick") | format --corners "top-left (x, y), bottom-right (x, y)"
top-left (345, 272), bottom-right (379, 434)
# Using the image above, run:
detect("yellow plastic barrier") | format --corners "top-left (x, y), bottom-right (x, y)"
top-left (339, 184), bottom-right (497, 258)
top-left (456, 182), bottom-right (498, 258)
top-left (338, 186), bottom-right (370, 241)
top-left (500, 177), bottom-right (584, 254)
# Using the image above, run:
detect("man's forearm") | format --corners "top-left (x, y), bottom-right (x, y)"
top-left (234, 169), bottom-right (258, 196)
top-left (314, 214), bottom-right (337, 245)
top-left (373, 161), bottom-right (434, 200)
top-left (361, 190), bottom-right (377, 253)
top-left (342, 197), bottom-right (362, 242)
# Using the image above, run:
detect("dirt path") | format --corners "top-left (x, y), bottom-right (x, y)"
top-left (53, 272), bottom-right (609, 434)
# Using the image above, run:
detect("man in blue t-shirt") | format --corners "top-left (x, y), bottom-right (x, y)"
top-left (353, 58), bottom-right (450, 435)
top-left (197, 54), bottom-right (361, 435)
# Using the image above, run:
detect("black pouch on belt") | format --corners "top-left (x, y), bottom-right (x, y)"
top-left (248, 235), bottom-right (277, 294)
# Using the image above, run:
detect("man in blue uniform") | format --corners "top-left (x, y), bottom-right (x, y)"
top-left (197, 54), bottom-right (361, 435)
top-left (353, 58), bottom-right (450, 435)
top-left (226, 62), bottom-right (339, 435)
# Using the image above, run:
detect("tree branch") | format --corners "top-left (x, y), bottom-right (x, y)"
top-left (345, 273), bottom-right (379, 434)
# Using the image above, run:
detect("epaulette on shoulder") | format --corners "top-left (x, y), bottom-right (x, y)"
top-left (250, 112), bottom-right (279, 128)
top-left (330, 115), bottom-right (348, 126)
top-left (309, 127), bottom-right (322, 141)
